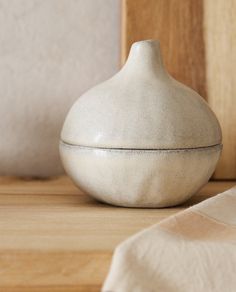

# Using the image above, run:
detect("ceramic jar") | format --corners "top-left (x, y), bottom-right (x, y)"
top-left (60, 40), bottom-right (222, 207)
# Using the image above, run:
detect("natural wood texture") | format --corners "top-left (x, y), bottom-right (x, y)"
top-left (122, 0), bottom-right (236, 179)
top-left (122, 0), bottom-right (206, 97)
top-left (0, 176), bottom-right (235, 291)
top-left (204, 0), bottom-right (236, 179)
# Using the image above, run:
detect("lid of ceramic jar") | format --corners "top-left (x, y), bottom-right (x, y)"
top-left (61, 40), bottom-right (222, 150)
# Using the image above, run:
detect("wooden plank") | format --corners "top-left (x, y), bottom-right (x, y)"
top-left (122, 0), bottom-right (236, 179)
top-left (0, 287), bottom-right (100, 292)
top-left (122, 0), bottom-right (206, 97)
top-left (0, 176), bottom-right (235, 291)
top-left (204, 0), bottom-right (236, 179)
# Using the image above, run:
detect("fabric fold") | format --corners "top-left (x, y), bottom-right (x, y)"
top-left (103, 187), bottom-right (236, 292)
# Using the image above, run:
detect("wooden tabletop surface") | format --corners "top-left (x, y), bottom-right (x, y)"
top-left (0, 176), bottom-right (235, 292)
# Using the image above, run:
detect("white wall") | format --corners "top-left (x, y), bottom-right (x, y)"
top-left (0, 0), bottom-right (120, 176)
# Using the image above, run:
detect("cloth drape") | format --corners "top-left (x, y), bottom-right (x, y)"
top-left (103, 187), bottom-right (236, 292)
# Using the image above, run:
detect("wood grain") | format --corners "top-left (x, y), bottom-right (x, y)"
top-left (122, 0), bottom-right (206, 97)
top-left (0, 176), bottom-right (235, 291)
top-left (204, 0), bottom-right (236, 179)
top-left (122, 0), bottom-right (236, 179)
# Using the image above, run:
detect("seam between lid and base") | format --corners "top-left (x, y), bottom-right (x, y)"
top-left (60, 140), bottom-right (222, 153)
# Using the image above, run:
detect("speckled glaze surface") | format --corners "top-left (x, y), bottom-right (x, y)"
top-left (60, 143), bottom-right (222, 207)
top-left (60, 40), bottom-right (222, 207)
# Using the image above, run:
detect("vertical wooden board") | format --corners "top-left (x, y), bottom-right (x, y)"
top-left (122, 0), bottom-right (206, 98)
top-left (122, 0), bottom-right (236, 179)
top-left (204, 0), bottom-right (236, 179)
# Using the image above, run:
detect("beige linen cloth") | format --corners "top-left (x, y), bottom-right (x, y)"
top-left (103, 187), bottom-right (236, 292)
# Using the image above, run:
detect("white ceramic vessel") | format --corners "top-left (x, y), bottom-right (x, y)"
top-left (60, 40), bottom-right (222, 207)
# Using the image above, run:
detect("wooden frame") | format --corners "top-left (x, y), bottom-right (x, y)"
top-left (122, 0), bottom-right (236, 179)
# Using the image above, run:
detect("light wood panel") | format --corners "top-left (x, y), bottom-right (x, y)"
top-left (122, 0), bottom-right (206, 97)
top-left (204, 0), bottom-right (236, 178)
top-left (122, 0), bottom-right (236, 179)
top-left (0, 176), bottom-right (235, 291)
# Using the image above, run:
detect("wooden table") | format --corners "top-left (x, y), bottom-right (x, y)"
top-left (0, 176), bottom-right (235, 291)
